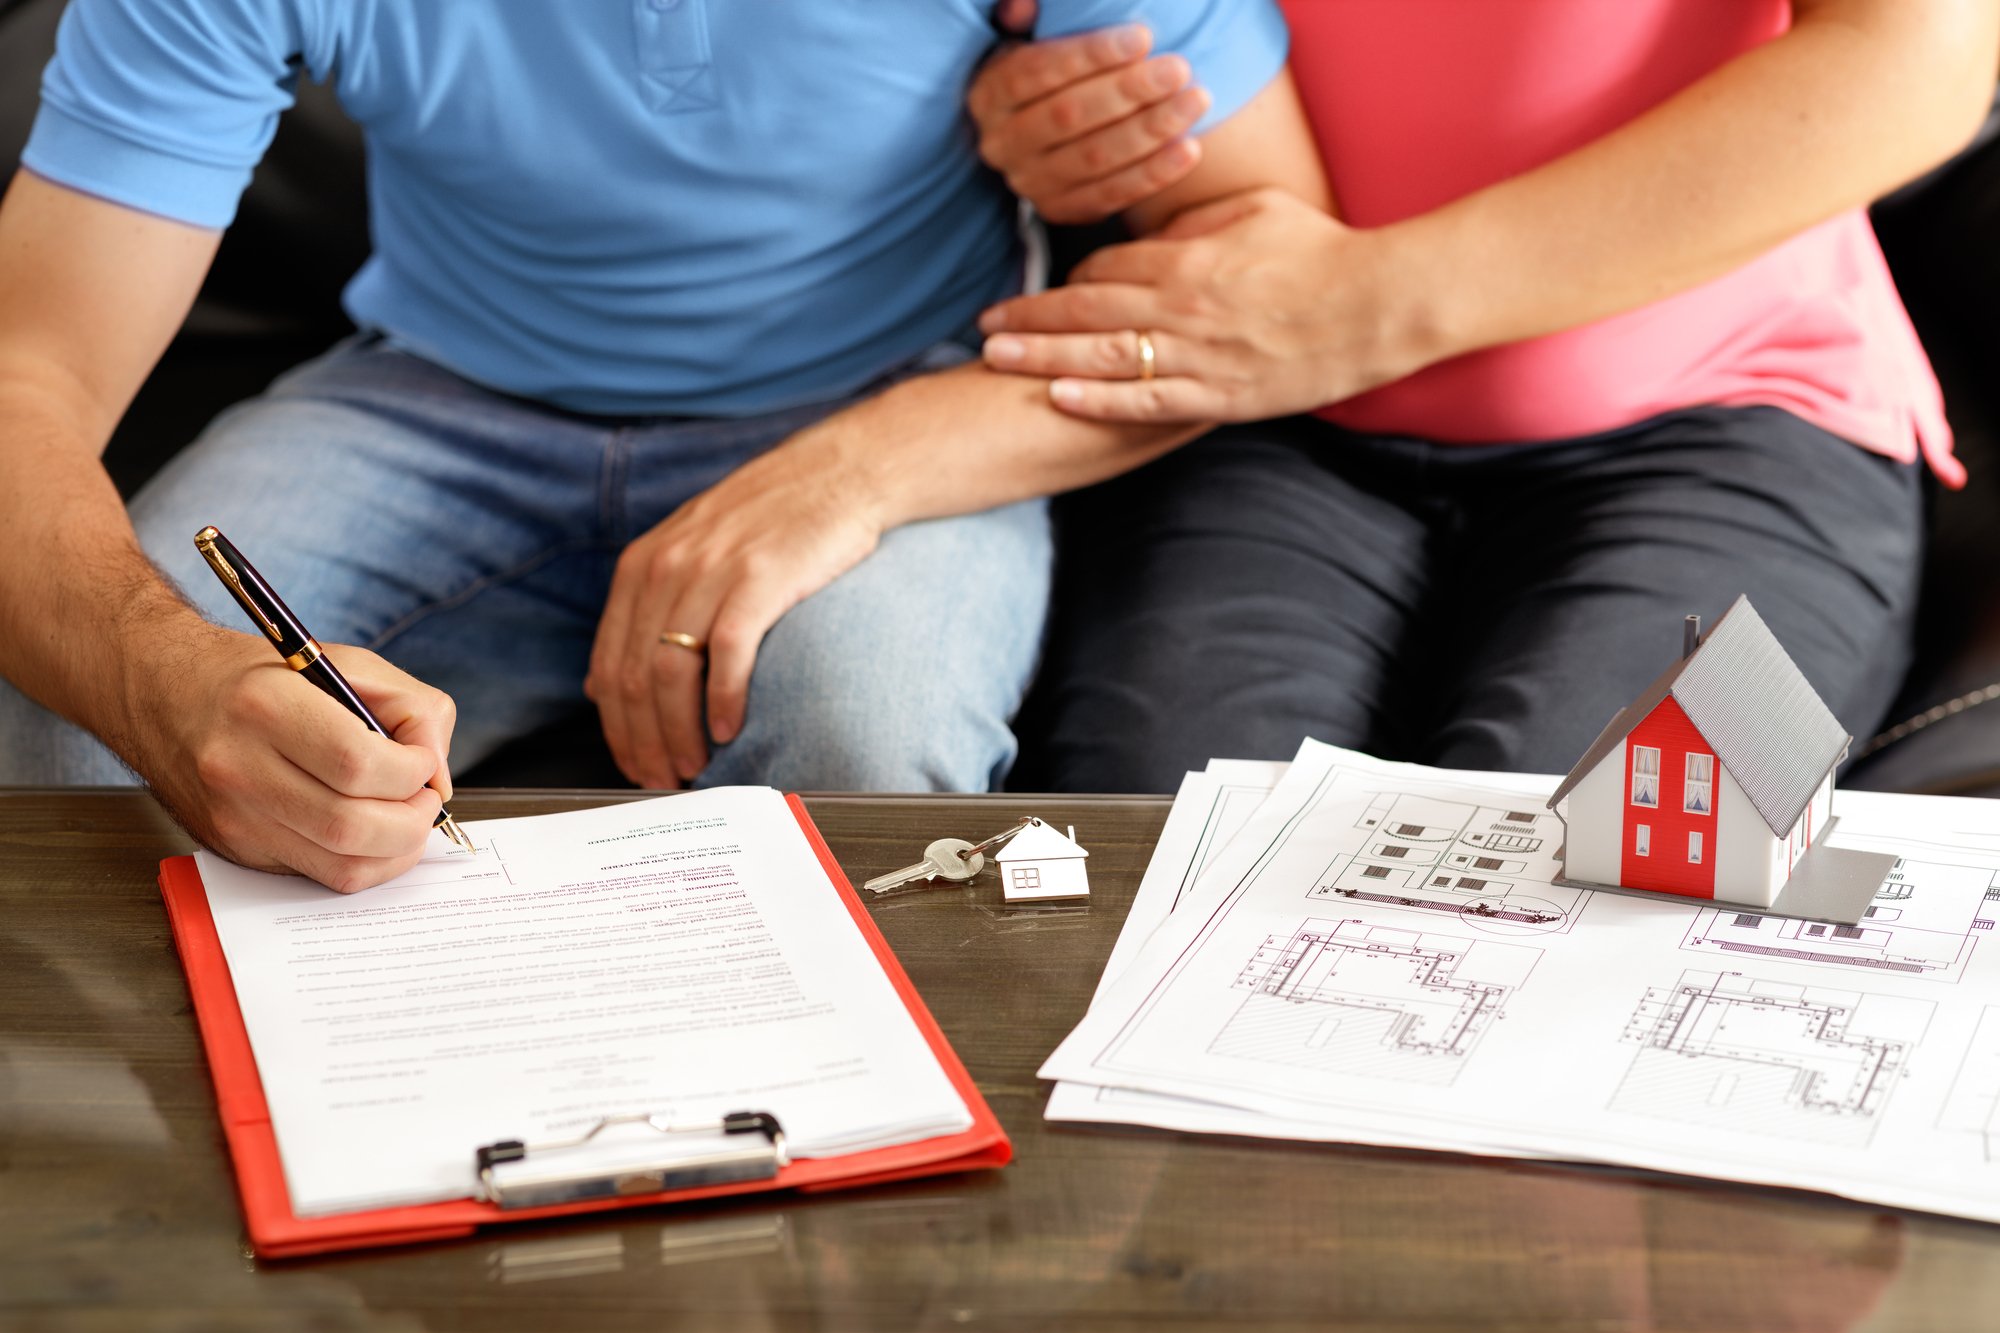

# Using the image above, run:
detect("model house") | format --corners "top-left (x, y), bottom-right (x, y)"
top-left (995, 819), bottom-right (1090, 901)
top-left (1546, 597), bottom-right (1859, 909)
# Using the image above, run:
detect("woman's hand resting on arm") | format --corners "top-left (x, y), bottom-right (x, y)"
top-left (979, 187), bottom-right (1438, 424)
top-left (967, 11), bottom-right (1428, 424)
top-left (969, 0), bottom-right (2000, 427)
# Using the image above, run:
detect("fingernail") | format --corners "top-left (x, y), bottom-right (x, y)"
top-left (979, 307), bottom-right (1008, 334)
top-left (1176, 86), bottom-right (1211, 119)
top-left (985, 334), bottom-right (1024, 366)
top-left (1112, 24), bottom-right (1147, 58)
top-left (1051, 380), bottom-right (1083, 407)
top-left (710, 717), bottom-right (737, 744)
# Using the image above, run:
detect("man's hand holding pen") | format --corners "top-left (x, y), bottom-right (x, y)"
top-left (134, 621), bottom-right (458, 894)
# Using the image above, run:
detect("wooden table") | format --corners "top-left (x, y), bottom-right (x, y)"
top-left (5, 788), bottom-right (1999, 1332)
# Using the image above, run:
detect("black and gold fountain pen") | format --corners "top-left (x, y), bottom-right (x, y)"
top-left (193, 526), bottom-right (474, 854)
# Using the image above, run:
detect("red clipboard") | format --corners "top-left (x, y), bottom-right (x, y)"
top-left (158, 793), bottom-right (1012, 1259)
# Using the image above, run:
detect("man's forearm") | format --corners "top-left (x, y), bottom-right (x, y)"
top-left (0, 375), bottom-right (206, 745)
top-left (783, 360), bottom-right (1203, 530)
top-left (0, 172), bottom-right (225, 755)
top-left (1395, 0), bottom-right (1999, 364)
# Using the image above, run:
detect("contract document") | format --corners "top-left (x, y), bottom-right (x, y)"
top-left (197, 787), bottom-right (972, 1217)
top-left (1045, 741), bottom-right (2000, 1225)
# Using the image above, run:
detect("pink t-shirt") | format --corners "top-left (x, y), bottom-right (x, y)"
top-left (1284, 0), bottom-right (1959, 484)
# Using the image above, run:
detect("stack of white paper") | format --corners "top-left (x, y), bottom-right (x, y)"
top-left (200, 786), bottom-right (971, 1217)
top-left (1047, 741), bottom-right (2000, 1224)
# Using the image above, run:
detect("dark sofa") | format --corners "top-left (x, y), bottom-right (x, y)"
top-left (3, 0), bottom-right (1996, 794)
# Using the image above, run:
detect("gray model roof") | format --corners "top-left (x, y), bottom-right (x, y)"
top-left (1546, 596), bottom-right (1849, 836)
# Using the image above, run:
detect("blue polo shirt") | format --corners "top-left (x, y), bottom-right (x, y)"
top-left (25, 0), bottom-right (1287, 417)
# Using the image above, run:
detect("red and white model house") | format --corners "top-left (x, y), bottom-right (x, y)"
top-left (1546, 596), bottom-right (1893, 920)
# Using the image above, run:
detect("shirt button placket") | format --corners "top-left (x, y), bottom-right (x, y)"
top-left (635, 0), bottom-right (715, 113)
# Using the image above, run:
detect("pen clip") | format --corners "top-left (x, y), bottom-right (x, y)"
top-left (194, 526), bottom-right (284, 644)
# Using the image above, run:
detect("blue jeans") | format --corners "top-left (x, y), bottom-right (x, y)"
top-left (0, 336), bottom-right (1051, 791)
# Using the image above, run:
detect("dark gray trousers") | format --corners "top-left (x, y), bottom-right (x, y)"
top-left (1012, 406), bottom-right (1926, 792)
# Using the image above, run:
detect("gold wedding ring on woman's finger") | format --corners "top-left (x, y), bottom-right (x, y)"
top-left (658, 630), bottom-right (707, 654)
top-left (1135, 330), bottom-right (1156, 381)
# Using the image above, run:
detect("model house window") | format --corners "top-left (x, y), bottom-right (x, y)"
top-left (1684, 753), bottom-right (1714, 814)
top-left (1631, 747), bottom-right (1660, 807)
top-left (1635, 824), bottom-right (1651, 857)
top-left (1688, 831), bottom-right (1703, 864)
top-left (1011, 867), bottom-right (1040, 890)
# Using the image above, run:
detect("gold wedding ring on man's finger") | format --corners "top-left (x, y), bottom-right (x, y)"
top-left (658, 630), bottom-right (707, 654)
top-left (1135, 330), bottom-right (1156, 382)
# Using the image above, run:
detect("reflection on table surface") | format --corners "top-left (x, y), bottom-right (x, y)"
top-left (3, 787), bottom-right (1998, 1332)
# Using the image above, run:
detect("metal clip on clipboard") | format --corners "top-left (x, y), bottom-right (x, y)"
top-left (475, 1111), bottom-right (788, 1210)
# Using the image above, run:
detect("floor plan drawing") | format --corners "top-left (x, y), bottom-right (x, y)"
top-left (1210, 918), bottom-right (1540, 1086)
top-left (1937, 1005), bottom-right (2000, 1162)
top-left (1609, 969), bottom-right (1934, 1148)
top-left (1679, 851), bottom-right (1999, 983)
top-left (1309, 790), bottom-right (1584, 935)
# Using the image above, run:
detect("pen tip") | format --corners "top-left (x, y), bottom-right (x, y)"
top-left (439, 813), bottom-right (474, 854)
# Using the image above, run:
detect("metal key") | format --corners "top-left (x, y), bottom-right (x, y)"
top-left (864, 838), bottom-right (986, 895)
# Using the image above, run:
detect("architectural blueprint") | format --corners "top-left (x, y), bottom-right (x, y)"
top-left (1042, 741), bottom-right (2000, 1226)
top-left (1045, 758), bottom-right (1570, 1152)
top-left (1610, 969), bottom-right (1932, 1148)
top-left (1310, 791), bottom-right (1585, 936)
top-left (1679, 837), bottom-right (1999, 983)
top-left (1218, 919), bottom-right (1538, 1086)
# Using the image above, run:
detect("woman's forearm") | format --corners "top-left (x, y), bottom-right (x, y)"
top-left (1393, 0), bottom-right (1998, 365)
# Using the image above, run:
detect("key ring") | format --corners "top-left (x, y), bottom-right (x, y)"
top-left (958, 817), bottom-right (1033, 863)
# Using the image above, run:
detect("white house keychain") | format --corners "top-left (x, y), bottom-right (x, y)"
top-left (988, 818), bottom-right (1091, 901)
top-left (863, 817), bottom-right (1090, 901)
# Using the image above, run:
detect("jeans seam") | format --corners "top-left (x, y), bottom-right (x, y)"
top-left (602, 426), bottom-right (633, 545)
top-left (366, 539), bottom-right (600, 654)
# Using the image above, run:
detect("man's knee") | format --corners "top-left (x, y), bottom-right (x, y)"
top-left (712, 680), bottom-right (1015, 792)
top-left (705, 625), bottom-right (1028, 790)
top-left (699, 504), bottom-right (1050, 792)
